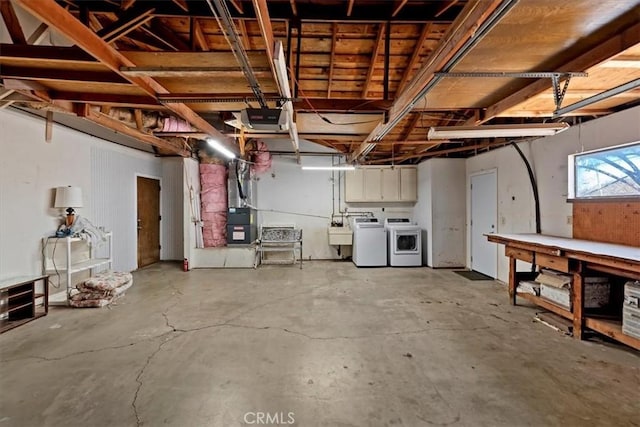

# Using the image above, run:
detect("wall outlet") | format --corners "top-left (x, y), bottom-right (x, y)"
top-left (566, 215), bottom-right (572, 225)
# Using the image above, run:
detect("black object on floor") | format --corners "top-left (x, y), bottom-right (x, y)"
top-left (454, 270), bottom-right (494, 281)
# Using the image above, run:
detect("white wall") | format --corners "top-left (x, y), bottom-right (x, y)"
top-left (161, 158), bottom-right (184, 260)
top-left (255, 142), bottom-right (338, 260)
top-left (466, 105), bottom-right (640, 283)
top-left (415, 159), bottom-right (466, 267)
top-left (0, 108), bottom-right (183, 279)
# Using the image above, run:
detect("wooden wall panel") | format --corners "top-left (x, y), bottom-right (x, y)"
top-left (573, 201), bottom-right (640, 247)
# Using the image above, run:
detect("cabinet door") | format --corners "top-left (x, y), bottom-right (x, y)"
top-left (381, 168), bottom-right (400, 201)
top-left (345, 169), bottom-right (365, 202)
top-left (363, 168), bottom-right (382, 201)
top-left (400, 168), bottom-right (418, 201)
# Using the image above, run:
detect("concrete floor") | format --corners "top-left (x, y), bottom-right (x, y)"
top-left (1, 262), bottom-right (638, 427)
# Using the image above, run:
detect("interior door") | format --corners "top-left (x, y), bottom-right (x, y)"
top-left (471, 171), bottom-right (497, 278)
top-left (137, 176), bottom-right (160, 268)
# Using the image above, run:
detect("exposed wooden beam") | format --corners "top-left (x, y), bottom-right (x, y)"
top-left (346, 0), bottom-right (355, 17)
top-left (392, 0), bottom-right (409, 17)
top-left (120, 66), bottom-right (270, 78)
top-left (470, 20), bottom-right (640, 125)
top-left (190, 17), bottom-right (209, 51)
top-left (49, 91), bottom-right (159, 108)
top-left (45, 110), bottom-right (53, 142)
top-left (171, 0), bottom-right (189, 12)
top-left (435, 0), bottom-right (459, 18)
top-left (133, 109), bottom-right (143, 131)
top-left (121, 0), bottom-right (136, 11)
top-left (0, 0), bottom-right (27, 44)
top-left (15, 0), bottom-right (235, 153)
top-left (327, 22), bottom-right (338, 98)
top-left (362, 23), bottom-right (385, 98)
top-left (0, 43), bottom-right (96, 63)
top-left (26, 23), bottom-right (49, 44)
top-left (289, 0), bottom-right (298, 16)
top-left (0, 66), bottom-right (130, 84)
top-left (85, 108), bottom-right (190, 156)
top-left (400, 112), bottom-right (421, 141)
top-left (351, 0), bottom-right (505, 161)
top-left (397, 22), bottom-right (431, 94)
top-left (229, 0), bottom-right (244, 14)
top-left (237, 19), bottom-right (251, 50)
top-left (96, 6), bottom-right (155, 43)
top-left (141, 21), bottom-right (190, 51)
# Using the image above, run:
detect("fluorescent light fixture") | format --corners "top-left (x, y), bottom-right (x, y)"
top-left (428, 123), bottom-right (570, 140)
top-left (600, 59), bottom-right (640, 69)
top-left (207, 138), bottom-right (236, 159)
top-left (301, 165), bottom-right (356, 171)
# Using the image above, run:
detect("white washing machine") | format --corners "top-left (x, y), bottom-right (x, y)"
top-left (385, 218), bottom-right (422, 267)
top-left (352, 218), bottom-right (387, 267)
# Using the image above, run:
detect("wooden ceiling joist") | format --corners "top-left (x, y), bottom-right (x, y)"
top-left (49, 91), bottom-right (159, 108)
top-left (190, 17), bottom-right (210, 51)
top-left (0, 0), bottom-right (27, 44)
top-left (347, 0), bottom-right (355, 17)
top-left (362, 23), bottom-right (385, 98)
top-left (289, 0), bottom-right (298, 16)
top-left (392, 0), bottom-right (409, 17)
top-left (327, 22), bottom-right (338, 98)
top-left (14, 0), bottom-right (235, 156)
top-left (96, 5), bottom-right (156, 43)
top-left (471, 20), bottom-right (640, 125)
top-left (171, 0), bottom-right (189, 13)
top-left (0, 66), bottom-right (130, 85)
top-left (396, 22), bottom-right (432, 94)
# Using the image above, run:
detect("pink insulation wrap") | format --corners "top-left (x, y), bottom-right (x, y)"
top-left (251, 140), bottom-right (272, 175)
top-left (200, 164), bottom-right (227, 247)
top-left (163, 116), bottom-right (193, 132)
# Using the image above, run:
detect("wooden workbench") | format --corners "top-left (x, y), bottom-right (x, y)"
top-left (487, 233), bottom-right (640, 350)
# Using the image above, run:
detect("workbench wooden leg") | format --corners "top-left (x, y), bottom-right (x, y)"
top-left (573, 269), bottom-right (584, 340)
top-left (508, 256), bottom-right (517, 305)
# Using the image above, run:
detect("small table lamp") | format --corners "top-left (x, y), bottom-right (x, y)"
top-left (54, 186), bottom-right (83, 227)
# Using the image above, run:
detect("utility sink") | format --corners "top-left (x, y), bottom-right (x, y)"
top-left (328, 225), bottom-right (352, 246)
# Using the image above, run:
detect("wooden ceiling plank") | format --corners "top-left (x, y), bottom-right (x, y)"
top-left (97, 6), bottom-right (156, 43)
top-left (397, 22), bottom-right (432, 94)
top-left (472, 20), bottom-right (640, 125)
top-left (392, 0), bottom-right (409, 18)
top-left (327, 22), bottom-right (338, 98)
top-left (362, 23), bottom-right (385, 98)
top-left (0, 0), bottom-right (27, 44)
top-left (351, 0), bottom-right (505, 161)
top-left (237, 19), bottom-right (251, 51)
top-left (14, 0), bottom-right (234, 155)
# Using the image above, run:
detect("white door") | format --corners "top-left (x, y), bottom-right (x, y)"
top-left (471, 171), bottom-right (497, 278)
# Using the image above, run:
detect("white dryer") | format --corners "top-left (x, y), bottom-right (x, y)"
top-left (384, 218), bottom-right (422, 267)
top-left (352, 218), bottom-right (387, 267)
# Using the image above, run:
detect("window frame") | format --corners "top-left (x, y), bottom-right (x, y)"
top-left (567, 140), bottom-right (640, 202)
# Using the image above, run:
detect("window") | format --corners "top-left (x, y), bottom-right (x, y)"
top-left (569, 141), bottom-right (640, 200)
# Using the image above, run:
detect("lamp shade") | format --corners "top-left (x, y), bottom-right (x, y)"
top-left (54, 186), bottom-right (83, 208)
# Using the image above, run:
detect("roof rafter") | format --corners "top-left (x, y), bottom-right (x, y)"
top-left (0, 0), bottom-right (27, 44)
top-left (362, 23), bottom-right (385, 98)
top-left (14, 0), bottom-right (235, 156)
top-left (96, 5), bottom-right (156, 43)
top-left (397, 22), bottom-right (432, 94)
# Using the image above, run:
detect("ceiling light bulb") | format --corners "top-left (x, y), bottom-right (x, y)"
top-left (207, 138), bottom-right (236, 159)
